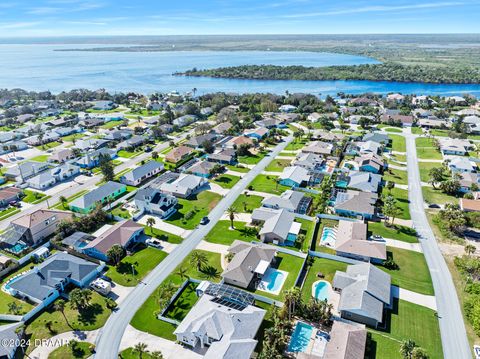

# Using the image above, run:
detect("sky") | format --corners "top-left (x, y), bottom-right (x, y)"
top-left (0, 0), bottom-right (479, 37)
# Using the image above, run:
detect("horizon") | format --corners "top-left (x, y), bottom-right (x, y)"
top-left (0, 0), bottom-right (479, 37)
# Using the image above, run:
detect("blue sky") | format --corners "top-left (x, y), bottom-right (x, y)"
top-left (0, 0), bottom-right (479, 37)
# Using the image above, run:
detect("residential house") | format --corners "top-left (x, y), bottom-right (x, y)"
top-left (70, 181), bottom-right (127, 213)
top-left (244, 127), bottom-right (269, 140)
top-left (252, 208), bottom-right (301, 245)
top-left (165, 145), bottom-right (195, 164)
top-left (49, 148), bottom-right (75, 163)
top-left (439, 138), bottom-right (473, 156)
top-left (279, 166), bottom-right (311, 188)
top-left (120, 161), bottom-right (164, 186)
top-left (117, 135), bottom-right (146, 150)
top-left (200, 107), bottom-right (214, 116)
top-left (310, 130), bottom-right (345, 142)
top-left (279, 104), bottom-right (296, 112)
top-left (207, 149), bottom-right (236, 165)
top-left (26, 132), bottom-right (60, 146)
top-left (185, 133), bottom-right (217, 149)
top-left (417, 118), bottom-right (450, 129)
top-left (459, 172), bottom-right (479, 192)
top-left (293, 153), bottom-right (324, 172)
top-left (103, 129), bottom-right (133, 141)
top-left (334, 190), bottom-right (378, 220)
top-left (349, 141), bottom-right (382, 156)
top-left (75, 148), bottom-right (117, 168)
top-left (92, 100), bottom-right (115, 110)
top-left (350, 97), bottom-right (378, 106)
top-left (212, 122), bottom-right (232, 134)
top-left (354, 154), bottom-right (386, 174)
top-left (301, 141), bottom-right (334, 157)
top-left (160, 173), bottom-right (207, 198)
top-left (261, 190), bottom-right (311, 214)
top-left (460, 198), bottom-right (480, 212)
top-left (346, 171), bottom-right (382, 193)
top-left (225, 136), bottom-right (254, 149)
top-left (0, 322), bottom-right (24, 359)
top-left (0, 140), bottom-right (28, 155)
top-left (448, 157), bottom-right (477, 173)
top-left (174, 281), bottom-right (266, 359)
top-left (5, 161), bottom-right (51, 182)
top-left (76, 138), bottom-right (110, 151)
top-left (173, 114), bottom-right (198, 127)
top-left (27, 163), bottom-right (80, 190)
top-left (380, 114), bottom-right (414, 127)
top-left (0, 187), bottom-right (22, 207)
top-left (323, 321), bottom-right (367, 359)
top-left (362, 132), bottom-right (390, 145)
top-left (222, 241), bottom-right (277, 289)
top-left (160, 124), bottom-right (174, 134)
top-left (82, 220), bottom-right (144, 261)
top-left (6, 252), bottom-right (103, 307)
top-left (186, 161), bottom-right (215, 178)
top-left (334, 220), bottom-right (387, 263)
top-left (134, 187), bottom-right (178, 218)
top-left (386, 93), bottom-right (405, 103)
top-left (333, 263), bottom-right (391, 328)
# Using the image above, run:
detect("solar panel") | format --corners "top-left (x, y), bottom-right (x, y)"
top-left (205, 283), bottom-right (255, 310)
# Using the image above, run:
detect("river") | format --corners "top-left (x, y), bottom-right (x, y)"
top-left (1, 44), bottom-right (480, 96)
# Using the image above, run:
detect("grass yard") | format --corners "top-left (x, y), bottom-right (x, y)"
top-left (213, 174), bottom-right (241, 189)
top-left (367, 222), bottom-right (418, 243)
top-left (389, 134), bottom-right (406, 152)
top-left (61, 132), bottom-right (86, 142)
top-left (383, 127), bottom-right (403, 133)
top-left (379, 247), bottom-right (434, 295)
top-left (384, 187), bottom-right (410, 220)
top-left (163, 282), bottom-right (199, 321)
top-left (35, 141), bottom-right (61, 150)
top-left (130, 250), bottom-right (221, 340)
top-left (429, 129), bottom-right (449, 137)
top-left (411, 127), bottom-right (424, 135)
top-left (285, 140), bottom-right (307, 151)
top-left (367, 299), bottom-right (442, 359)
top-left (301, 257), bottom-right (348, 302)
top-left (296, 218), bottom-right (316, 252)
top-left (422, 186), bottom-right (459, 205)
top-left (416, 137), bottom-right (442, 160)
top-left (383, 167), bottom-right (408, 185)
top-left (314, 218), bottom-right (339, 250)
top-left (232, 193), bottom-right (264, 212)
top-left (165, 191), bottom-right (222, 229)
top-left (143, 226), bottom-right (183, 244)
top-left (106, 246), bottom-right (168, 286)
top-left (238, 152), bottom-right (266, 165)
top-left (225, 164), bottom-right (250, 173)
top-left (22, 189), bottom-right (47, 203)
top-left (51, 190), bottom-right (89, 209)
top-left (249, 174), bottom-right (290, 195)
top-left (100, 120), bottom-right (123, 129)
top-left (118, 149), bottom-right (143, 158)
top-left (204, 220), bottom-right (257, 245)
top-left (49, 342), bottom-right (94, 359)
top-left (29, 154), bottom-right (50, 162)
top-left (119, 348), bottom-right (159, 359)
top-left (389, 153), bottom-right (407, 163)
top-left (419, 162), bottom-right (446, 183)
top-left (110, 204), bottom-right (133, 219)
top-left (25, 292), bottom-right (112, 352)
top-left (264, 159), bottom-right (292, 172)
top-left (0, 207), bottom-right (20, 221)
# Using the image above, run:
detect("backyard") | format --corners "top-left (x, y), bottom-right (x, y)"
top-left (165, 191), bottom-right (222, 229)
top-left (232, 193), bottom-right (264, 212)
top-left (264, 158), bottom-right (292, 172)
top-left (238, 151), bottom-right (267, 165)
top-left (22, 189), bottom-right (48, 204)
top-left (249, 174), bottom-right (290, 195)
top-left (212, 173), bottom-right (241, 189)
top-left (105, 246), bottom-right (168, 286)
top-left (204, 220), bottom-right (257, 245)
top-left (163, 282), bottom-right (199, 322)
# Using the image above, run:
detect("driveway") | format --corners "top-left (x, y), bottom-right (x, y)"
top-left (30, 329), bottom-right (99, 359)
top-left (137, 214), bottom-right (192, 238)
top-left (391, 285), bottom-right (437, 311)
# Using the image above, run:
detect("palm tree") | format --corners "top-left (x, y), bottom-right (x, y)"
top-left (190, 250), bottom-right (209, 271)
top-left (175, 266), bottom-right (189, 281)
top-left (192, 88), bottom-right (197, 97)
top-left (400, 339), bottom-right (416, 359)
top-left (59, 195), bottom-right (68, 209)
top-left (133, 342), bottom-right (149, 359)
top-left (151, 351), bottom-right (164, 359)
top-left (226, 206), bottom-right (237, 229)
top-left (146, 217), bottom-right (156, 235)
top-left (465, 244), bottom-right (476, 256)
top-left (152, 151), bottom-right (159, 160)
top-left (54, 299), bottom-right (71, 327)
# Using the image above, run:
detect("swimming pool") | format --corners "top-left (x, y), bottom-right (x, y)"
top-left (258, 268), bottom-right (287, 294)
top-left (320, 227), bottom-right (336, 247)
top-left (7, 242), bottom-right (27, 254)
top-left (288, 321), bottom-right (314, 353)
top-left (313, 280), bottom-right (330, 301)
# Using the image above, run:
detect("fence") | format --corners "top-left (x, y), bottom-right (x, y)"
top-left (316, 213), bottom-right (361, 222)
top-left (0, 314), bottom-right (22, 322)
top-left (250, 241), bottom-right (307, 258)
top-left (308, 250), bottom-right (361, 265)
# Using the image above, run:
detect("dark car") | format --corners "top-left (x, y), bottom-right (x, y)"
top-left (200, 216), bottom-right (210, 225)
top-left (428, 203), bottom-right (440, 209)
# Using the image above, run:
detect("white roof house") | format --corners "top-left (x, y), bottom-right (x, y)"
top-left (347, 171), bottom-right (382, 193)
top-left (279, 166), bottom-right (311, 187)
top-left (160, 173), bottom-right (207, 198)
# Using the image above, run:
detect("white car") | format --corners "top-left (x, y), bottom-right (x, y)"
top-left (146, 238), bottom-right (163, 249)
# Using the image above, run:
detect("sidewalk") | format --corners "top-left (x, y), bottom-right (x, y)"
top-left (391, 285), bottom-right (437, 311)
top-left (137, 215), bottom-right (192, 238)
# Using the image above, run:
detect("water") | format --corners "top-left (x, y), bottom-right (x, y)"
top-left (261, 268), bottom-right (286, 292)
top-left (1, 44), bottom-right (480, 96)
top-left (321, 227), bottom-right (336, 246)
top-left (314, 281), bottom-right (330, 301)
top-left (288, 322), bottom-right (314, 353)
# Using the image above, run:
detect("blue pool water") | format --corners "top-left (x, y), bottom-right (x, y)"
top-left (8, 243), bottom-right (27, 254)
top-left (314, 281), bottom-right (330, 301)
top-left (288, 322), bottom-right (314, 353)
top-left (321, 227), bottom-right (336, 245)
top-left (263, 268), bottom-right (286, 292)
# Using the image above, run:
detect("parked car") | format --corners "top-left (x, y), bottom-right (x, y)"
top-left (146, 238), bottom-right (163, 249)
top-left (428, 203), bottom-right (440, 209)
top-left (200, 216), bottom-right (210, 225)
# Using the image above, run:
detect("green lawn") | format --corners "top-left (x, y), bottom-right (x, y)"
top-left (22, 189), bottom-right (47, 203)
top-left (100, 120), bottom-right (123, 129)
top-left (285, 140), bottom-right (307, 151)
top-left (296, 218), bottom-right (316, 252)
top-left (165, 191), bottom-right (222, 229)
top-left (61, 132), bottom-right (86, 142)
top-left (0, 265), bottom-right (34, 314)
top-left (301, 257), bottom-right (348, 302)
top-left (416, 137), bottom-right (442, 160)
top-left (119, 348), bottom-right (159, 359)
top-left (422, 186), bottom-right (459, 205)
top-left (213, 174), bottom-right (241, 189)
top-left (25, 292), bottom-right (112, 352)
top-left (232, 193), bottom-right (264, 212)
top-left (419, 162), bottom-right (445, 183)
top-left (380, 126), bottom-right (402, 133)
top-left (238, 152), bottom-right (266, 165)
top-left (130, 250), bottom-right (221, 340)
top-left (389, 134), bottom-right (406, 153)
top-left (49, 342), bottom-right (94, 359)
top-left (225, 164), bottom-right (250, 173)
top-left (35, 141), bottom-right (61, 150)
top-left (430, 129), bottom-right (449, 137)
top-left (411, 127), bottom-right (424, 135)
top-left (110, 205), bottom-right (133, 219)
top-left (249, 174), bottom-right (290, 195)
top-left (118, 149), bottom-right (143, 158)
top-left (367, 299), bottom-right (443, 359)
top-left (0, 207), bottom-right (20, 221)
top-left (143, 226), bottom-right (183, 244)
top-left (367, 222), bottom-right (418, 243)
top-left (29, 154), bottom-right (51, 162)
top-left (390, 154), bottom-right (407, 163)
top-left (384, 187), bottom-right (410, 220)
top-left (106, 247), bottom-right (168, 286)
top-left (163, 282), bottom-right (199, 321)
top-left (204, 220), bottom-right (257, 245)
top-left (383, 168), bottom-right (408, 185)
top-left (379, 247), bottom-right (434, 295)
top-left (264, 159), bottom-right (292, 172)
top-left (51, 190), bottom-right (89, 209)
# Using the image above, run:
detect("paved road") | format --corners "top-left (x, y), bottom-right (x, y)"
top-left (94, 135), bottom-right (293, 358)
top-left (405, 133), bottom-right (471, 359)
top-left (0, 131), bottom-right (193, 231)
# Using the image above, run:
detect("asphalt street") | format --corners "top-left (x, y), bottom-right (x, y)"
top-left (93, 135), bottom-right (293, 358)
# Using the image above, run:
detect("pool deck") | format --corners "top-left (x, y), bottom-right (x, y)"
top-left (310, 280), bottom-right (340, 316)
top-left (257, 268), bottom-right (289, 296)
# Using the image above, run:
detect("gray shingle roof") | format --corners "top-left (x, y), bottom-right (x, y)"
top-left (70, 181), bottom-right (125, 209)
top-left (122, 161), bottom-right (163, 182)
